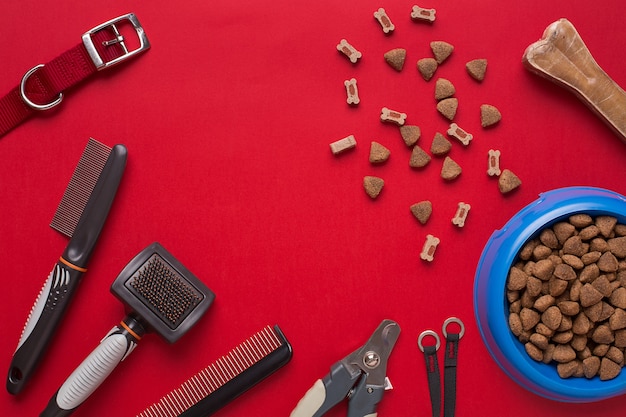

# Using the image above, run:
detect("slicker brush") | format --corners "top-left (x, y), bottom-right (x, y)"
top-left (40, 242), bottom-right (215, 417)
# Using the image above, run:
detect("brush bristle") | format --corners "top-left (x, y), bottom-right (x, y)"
top-left (128, 254), bottom-right (203, 329)
top-left (50, 138), bottom-right (112, 237)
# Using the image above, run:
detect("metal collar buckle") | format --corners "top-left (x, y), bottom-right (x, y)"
top-left (82, 13), bottom-right (150, 70)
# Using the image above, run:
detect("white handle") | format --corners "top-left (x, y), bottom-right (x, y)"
top-left (290, 379), bottom-right (327, 417)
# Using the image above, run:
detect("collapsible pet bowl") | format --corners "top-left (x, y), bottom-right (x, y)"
top-left (474, 186), bottom-right (626, 402)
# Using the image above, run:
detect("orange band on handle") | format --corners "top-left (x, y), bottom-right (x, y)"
top-left (120, 320), bottom-right (142, 341)
top-left (59, 256), bottom-right (88, 273)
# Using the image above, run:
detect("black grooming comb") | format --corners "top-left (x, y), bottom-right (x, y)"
top-left (7, 138), bottom-right (126, 395)
top-left (40, 242), bottom-right (215, 417)
top-left (137, 325), bottom-right (292, 417)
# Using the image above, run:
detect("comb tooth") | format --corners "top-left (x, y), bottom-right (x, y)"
top-left (50, 138), bottom-right (112, 237)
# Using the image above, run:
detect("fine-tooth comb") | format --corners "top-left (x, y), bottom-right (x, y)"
top-left (7, 138), bottom-right (126, 395)
top-left (40, 242), bottom-right (215, 417)
top-left (137, 324), bottom-right (292, 417)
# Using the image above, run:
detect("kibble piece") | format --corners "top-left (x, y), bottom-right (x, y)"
top-left (554, 263), bottom-right (577, 281)
top-left (369, 141), bottom-right (391, 164)
top-left (557, 361), bottom-right (579, 378)
top-left (534, 294), bottom-right (555, 312)
top-left (519, 239), bottom-right (539, 261)
top-left (527, 276), bottom-right (543, 297)
top-left (410, 201), bottom-right (432, 225)
top-left (417, 58), bottom-right (438, 81)
top-left (374, 8), bottom-right (395, 34)
top-left (593, 344), bottom-right (610, 357)
top-left (533, 245), bottom-right (552, 260)
top-left (437, 98), bottom-right (458, 120)
top-left (520, 307), bottom-right (541, 331)
top-left (409, 145), bottom-right (431, 168)
top-left (480, 104), bottom-right (502, 127)
top-left (384, 48), bottom-right (406, 71)
top-left (579, 264), bottom-right (600, 283)
top-left (580, 284), bottom-right (604, 307)
top-left (558, 301), bottom-right (580, 316)
top-left (337, 39), bottom-right (362, 64)
top-left (507, 266), bottom-right (528, 291)
top-left (440, 156), bottom-right (462, 180)
top-left (525, 342), bottom-right (544, 361)
top-left (430, 41), bottom-right (454, 64)
top-left (552, 331), bottom-right (573, 344)
top-left (597, 216), bottom-right (618, 238)
top-left (435, 78), bottom-right (455, 100)
top-left (579, 225), bottom-right (600, 241)
top-left (600, 357), bottom-right (621, 380)
top-left (563, 236), bottom-right (588, 257)
top-left (553, 344), bottom-right (577, 363)
top-left (606, 346), bottom-right (624, 364)
top-left (610, 287), bottom-right (626, 309)
top-left (509, 313), bottom-right (523, 337)
top-left (592, 324), bottom-right (615, 344)
top-left (583, 356), bottom-right (601, 378)
top-left (330, 135), bottom-right (357, 155)
top-left (539, 228), bottom-right (559, 249)
top-left (400, 125), bottom-right (421, 147)
top-left (562, 254), bottom-right (584, 270)
top-left (553, 222), bottom-right (576, 244)
top-left (590, 237), bottom-right (610, 252)
top-left (573, 312), bottom-right (591, 335)
top-left (609, 237), bottom-right (626, 258)
top-left (363, 176), bottom-right (384, 199)
top-left (609, 308), bottom-right (626, 331)
top-left (542, 306), bottom-right (563, 330)
top-left (498, 169), bottom-right (521, 194)
top-left (598, 251), bottom-right (619, 272)
top-left (430, 132), bottom-right (452, 156)
top-left (592, 275), bottom-right (613, 297)
top-left (581, 251), bottom-right (602, 265)
top-left (411, 5), bottom-right (436, 22)
top-left (532, 259), bottom-right (555, 280)
top-left (571, 335), bottom-right (588, 351)
top-left (466, 58), bottom-right (487, 81)
top-left (615, 329), bottom-right (626, 347)
top-left (569, 214), bottom-right (594, 228)
top-left (535, 323), bottom-right (554, 338)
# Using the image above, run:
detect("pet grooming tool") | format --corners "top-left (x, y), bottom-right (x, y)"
top-left (137, 324), bottom-right (292, 417)
top-left (40, 242), bottom-right (215, 417)
top-left (7, 138), bottom-right (126, 395)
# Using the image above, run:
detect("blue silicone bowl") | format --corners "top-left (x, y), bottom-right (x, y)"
top-left (474, 186), bottom-right (626, 402)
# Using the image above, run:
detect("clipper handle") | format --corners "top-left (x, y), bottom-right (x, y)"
top-left (40, 316), bottom-right (145, 417)
top-left (7, 261), bottom-right (84, 395)
top-left (522, 19), bottom-right (626, 143)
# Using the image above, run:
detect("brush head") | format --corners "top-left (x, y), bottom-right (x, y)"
top-left (111, 242), bottom-right (214, 343)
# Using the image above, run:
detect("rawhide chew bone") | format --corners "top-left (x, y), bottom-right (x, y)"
top-left (487, 149), bottom-right (501, 176)
top-left (420, 234), bottom-right (440, 262)
top-left (522, 19), bottom-right (626, 144)
top-left (411, 5), bottom-right (436, 23)
top-left (374, 8), bottom-right (395, 34)
top-left (381, 107), bottom-right (407, 126)
top-left (337, 39), bottom-right (362, 64)
top-left (344, 78), bottom-right (360, 105)
top-left (447, 123), bottom-right (472, 146)
top-left (452, 202), bottom-right (471, 227)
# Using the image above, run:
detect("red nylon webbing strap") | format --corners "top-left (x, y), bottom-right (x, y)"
top-left (0, 26), bottom-right (130, 138)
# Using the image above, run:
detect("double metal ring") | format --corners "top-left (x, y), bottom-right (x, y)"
top-left (20, 64), bottom-right (64, 111)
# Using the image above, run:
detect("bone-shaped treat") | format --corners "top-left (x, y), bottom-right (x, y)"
top-left (420, 234), bottom-right (440, 262)
top-left (487, 149), bottom-right (501, 176)
top-left (452, 202), bottom-right (471, 227)
top-left (523, 19), bottom-right (626, 144)
top-left (374, 8), bottom-right (395, 34)
top-left (380, 107), bottom-right (407, 126)
top-left (411, 5), bottom-right (436, 22)
top-left (344, 78), bottom-right (360, 105)
top-left (447, 123), bottom-right (473, 146)
top-left (330, 135), bottom-right (357, 155)
top-left (336, 39), bottom-right (362, 64)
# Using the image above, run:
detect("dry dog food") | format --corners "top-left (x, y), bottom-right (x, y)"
top-left (337, 39), bottom-right (362, 64)
top-left (369, 141), bottom-right (391, 164)
top-left (417, 58), bottom-right (438, 81)
top-left (400, 125), bottom-right (421, 147)
top-left (466, 59), bottom-right (488, 81)
top-left (435, 78), bottom-right (455, 100)
top-left (344, 78), bottom-right (360, 105)
top-left (384, 48), bottom-right (407, 71)
top-left (430, 132), bottom-right (451, 156)
top-left (374, 8), bottom-right (395, 34)
top-left (437, 98), bottom-right (458, 120)
top-left (363, 176), bottom-right (385, 199)
top-left (411, 5), bottom-right (436, 22)
top-left (330, 135), bottom-right (357, 155)
top-left (409, 145), bottom-right (431, 168)
top-left (487, 149), bottom-right (502, 176)
top-left (498, 169), bottom-right (521, 193)
top-left (381, 107), bottom-right (407, 125)
top-left (481, 104), bottom-right (502, 127)
top-left (431, 41), bottom-right (454, 64)
top-left (447, 123), bottom-right (472, 146)
top-left (507, 215), bottom-right (626, 380)
top-left (421, 234), bottom-right (440, 262)
top-left (441, 156), bottom-right (462, 180)
top-left (411, 200), bottom-right (433, 224)
top-left (452, 202), bottom-right (471, 227)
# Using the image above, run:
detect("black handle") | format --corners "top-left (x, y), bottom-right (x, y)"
top-left (7, 261), bottom-right (84, 394)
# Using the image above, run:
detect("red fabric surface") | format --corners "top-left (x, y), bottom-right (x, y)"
top-left (1, 0), bottom-right (626, 416)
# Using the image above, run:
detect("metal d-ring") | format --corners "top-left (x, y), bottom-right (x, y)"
top-left (442, 317), bottom-right (465, 339)
top-left (20, 64), bottom-right (64, 111)
top-left (417, 330), bottom-right (441, 352)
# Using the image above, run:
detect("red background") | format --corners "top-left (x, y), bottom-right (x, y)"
top-left (1, 0), bottom-right (626, 416)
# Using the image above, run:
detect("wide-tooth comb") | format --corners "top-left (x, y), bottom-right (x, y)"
top-left (137, 325), bottom-right (292, 417)
top-left (40, 243), bottom-right (215, 416)
top-left (50, 138), bottom-right (112, 237)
